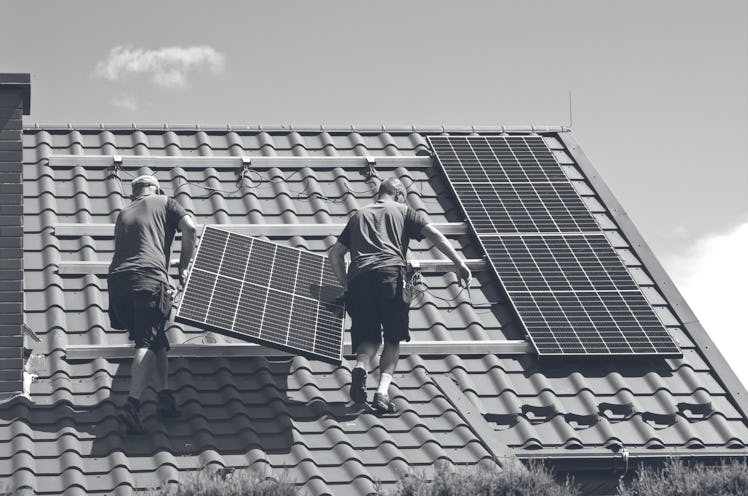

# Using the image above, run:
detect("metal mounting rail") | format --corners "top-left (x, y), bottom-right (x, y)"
top-left (52, 222), bottom-right (470, 238)
top-left (56, 258), bottom-right (489, 275)
top-left (64, 340), bottom-right (531, 360)
top-left (46, 155), bottom-right (434, 170)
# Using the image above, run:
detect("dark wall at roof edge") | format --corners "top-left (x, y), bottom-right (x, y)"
top-left (0, 74), bottom-right (29, 399)
top-left (558, 132), bottom-right (748, 423)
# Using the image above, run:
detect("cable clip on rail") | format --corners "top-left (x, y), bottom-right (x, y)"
top-left (110, 155), bottom-right (123, 179)
top-left (361, 155), bottom-right (380, 181)
top-left (237, 156), bottom-right (252, 186)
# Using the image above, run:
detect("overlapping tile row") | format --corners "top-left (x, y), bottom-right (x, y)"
top-left (9, 127), bottom-right (748, 495)
top-left (409, 355), bottom-right (748, 451)
top-left (0, 355), bottom-right (492, 495)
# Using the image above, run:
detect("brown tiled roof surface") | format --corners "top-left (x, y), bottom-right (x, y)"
top-left (4, 126), bottom-right (748, 495)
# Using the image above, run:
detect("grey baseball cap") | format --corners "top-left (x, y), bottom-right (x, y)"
top-left (131, 174), bottom-right (160, 191)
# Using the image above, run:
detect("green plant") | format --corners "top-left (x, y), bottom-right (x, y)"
top-left (387, 461), bottom-right (578, 496)
top-left (619, 458), bottom-right (748, 496)
top-left (151, 468), bottom-right (299, 496)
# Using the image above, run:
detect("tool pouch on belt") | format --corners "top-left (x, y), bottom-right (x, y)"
top-left (401, 268), bottom-right (413, 306)
top-left (157, 283), bottom-right (175, 320)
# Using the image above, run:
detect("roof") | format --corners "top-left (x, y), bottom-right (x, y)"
top-left (3, 125), bottom-right (748, 495)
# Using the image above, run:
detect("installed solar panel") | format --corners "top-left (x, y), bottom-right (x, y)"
top-left (482, 234), bottom-right (640, 293)
top-left (176, 226), bottom-right (345, 364)
top-left (429, 135), bottom-right (568, 183)
top-left (482, 234), bottom-right (678, 355)
top-left (452, 182), bottom-right (599, 234)
top-left (429, 135), bottom-right (680, 357)
top-left (430, 136), bottom-right (599, 234)
top-left (512, 291), bottom-right (679, 355)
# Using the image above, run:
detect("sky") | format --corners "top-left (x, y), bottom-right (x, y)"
top-left (2, 1), bottom-right (747, 380)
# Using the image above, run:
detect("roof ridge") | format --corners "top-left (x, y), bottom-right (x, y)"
top-left (24, 123), bottom-right (571, 134)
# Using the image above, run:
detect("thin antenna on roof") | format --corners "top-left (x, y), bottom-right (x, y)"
top-left (568, 90), bottom-right (574, 130)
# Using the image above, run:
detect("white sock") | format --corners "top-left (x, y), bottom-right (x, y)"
top-left (354, 361), bottom-right (367, 371)
top-left (377, 373), bottom-right (393, 396)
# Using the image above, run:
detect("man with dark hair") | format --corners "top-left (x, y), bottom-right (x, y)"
top-left (329, 177), bottom-right (471, 414)
top-left (108, 175), bottom-right (197, 434)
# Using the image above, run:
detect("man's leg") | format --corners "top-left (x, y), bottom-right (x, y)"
top-left (348, 273), bottom-right (380, 404)
top-left (373, 268), bottom-right (409, 413)
top-left (154, 347), bottom-right (181, 417)
top-left (154, 348), bottom-right (168, 392)
top-left (355, 341), bottom-right (380, 371)
top-left (119, 346), bottom-right (155, 434)
top-left (130, 347), bottom-right (156, 401)
top-left (119, 291), bottom-right (160, 433)
top-left (377, 340), bottom-right (399, 395)
top-left (350, 341), bottom-right (378, 404)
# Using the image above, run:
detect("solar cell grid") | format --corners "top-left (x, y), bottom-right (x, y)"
top-left (512, 292), bottom-right (678, 355)
top-left (176, 226), bottom-right (345, 364)
top-left (482, 235), bottom-right (640, 293)
top-left (452, 182), bottom-right (599, 234)
top-left (429, 136), bottom-right (568, 183)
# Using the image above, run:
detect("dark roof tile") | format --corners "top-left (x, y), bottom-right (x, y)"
top-left (7, 126), bottom-right (748, 494)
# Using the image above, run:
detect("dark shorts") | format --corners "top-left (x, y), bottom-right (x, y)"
top-left (108, 273), bottom-right (170, 352)
top-left (348, 266), bottom-right (411, 352)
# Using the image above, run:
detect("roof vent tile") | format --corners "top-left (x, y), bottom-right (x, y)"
top-left (564, 412), bottom-right (600, 430)
top-left (598, 401), bottom-right (635, 421)
top-left (521, 404), bottom-right (557, 423)
top-left (642, 411), bottom-right (678, 429)
top-left (677, 401), bottom-right (713, 419)
top-left (484, 412), bottom-right (519, 428)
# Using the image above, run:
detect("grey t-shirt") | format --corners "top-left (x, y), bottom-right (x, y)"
top-left (338, 200), bottom-right (429, 281)
top-left (108, 194), bottom-right (188, 284)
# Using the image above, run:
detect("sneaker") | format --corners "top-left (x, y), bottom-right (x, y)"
top-left (156, 390), bottom-right (181, 418)
top-left (350, 367), bottom-right (368, 404)
top-left (118, 401), bottom-right (145, 435)
top-left (372, 392), bottom-right (397, 415)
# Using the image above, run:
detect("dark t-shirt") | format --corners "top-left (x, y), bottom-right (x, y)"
top-left (338, 200), bottom-right (430, 282)
top-left (108, 194), bottom-right (188, 285)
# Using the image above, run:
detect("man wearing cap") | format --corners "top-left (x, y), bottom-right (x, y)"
top-left (328, 177), bottom-right (472, 414)
top-left (108, 174), bottom-right (197, 434)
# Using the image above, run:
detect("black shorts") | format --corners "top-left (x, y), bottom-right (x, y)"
top-left (348, 266), bottom-right (411, 352)
top-left (108, 273), bottom-right (170, 352)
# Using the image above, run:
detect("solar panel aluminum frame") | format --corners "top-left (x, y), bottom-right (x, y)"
top-left (175, 226), bottom-right (346, 365)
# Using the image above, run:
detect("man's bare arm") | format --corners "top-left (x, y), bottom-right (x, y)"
top-left (178, 215), bottom-right (197, 285)
top-left (328, 241), bottom-right (350, 291)
top-left (420, 224), bottom-right (472, 287)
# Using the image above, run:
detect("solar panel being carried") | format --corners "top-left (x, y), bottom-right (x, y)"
top-left (176, 226), bottom-right (345, 364)
top-left (429, 135), bottom-right (680, 357)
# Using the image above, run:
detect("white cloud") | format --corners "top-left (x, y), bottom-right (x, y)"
top-left (111, 94), bottom-right (139, 111)
top-left (662, 222), bottom-right (748, 387)
top-left (94, 45), bottom-right (225, 87)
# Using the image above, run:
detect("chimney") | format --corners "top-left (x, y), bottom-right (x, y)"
top-left (0, 73), bottom-right (30, 400)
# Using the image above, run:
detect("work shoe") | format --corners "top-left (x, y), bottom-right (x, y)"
top-left (118, 401), bottom-right (145, 435)
top-left (372, 392), bottom-right (397, 415)
top-left (350, 367), bottom-right (368, 404)
top-left (156, 390), bottom-right (181, 418)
